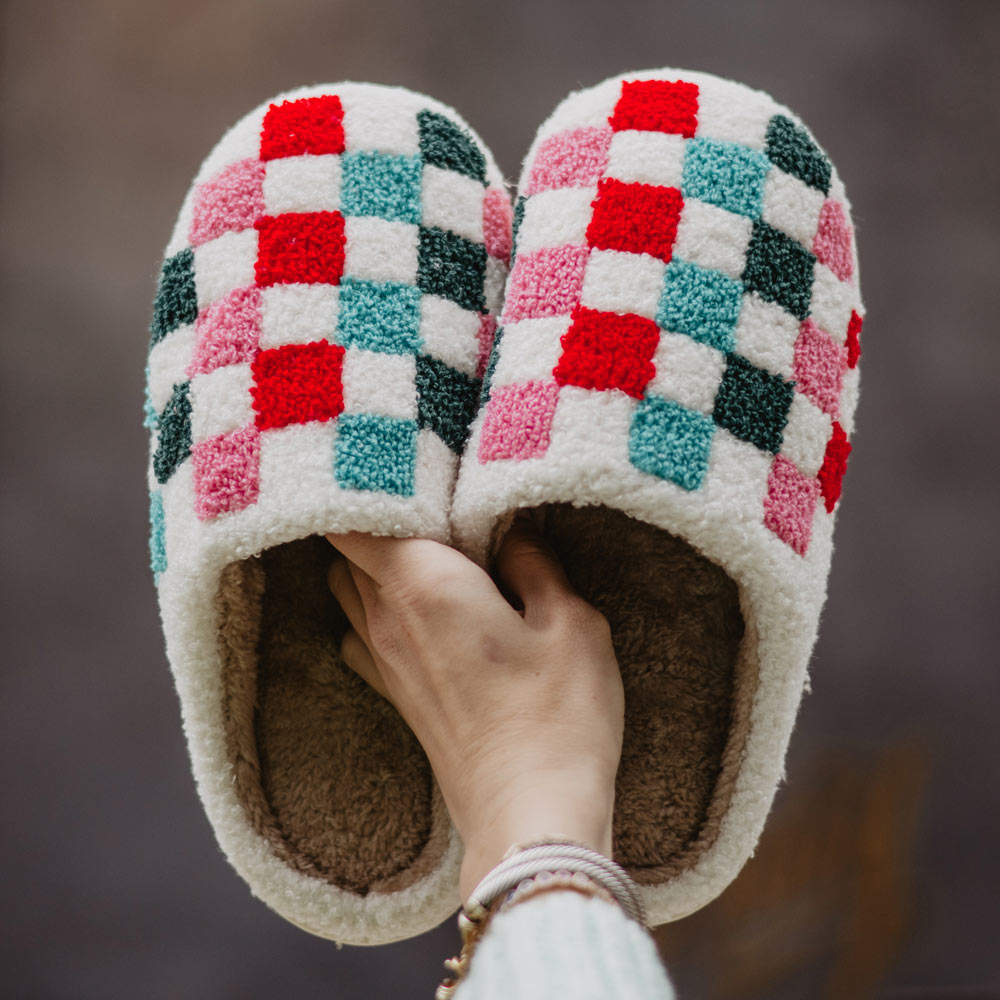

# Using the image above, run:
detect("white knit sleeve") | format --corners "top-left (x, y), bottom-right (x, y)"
top-left (453, 891), bottom-right (676, 1000)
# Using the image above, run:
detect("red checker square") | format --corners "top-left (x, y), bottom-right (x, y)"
top-left (193, 425), bottom-right (261, 521)
top-left (251, 339), bottom-right (345, 430)
top-left (610, 79), bottom-right (699, 137)
top-left (763, 455), bottom-right (820, 556)
top-left (553, 306), bottom-right (660, 399)
top-left (260, 95), bottom-right (345, 160)
top-left (586, 178), bottom-right (683, 263)
top-left (846, 310), bottom-right (863, 369)
top-left (818, 420), bottom-right (851, 512)
top-left (255, 211), bottom-right (345, 287)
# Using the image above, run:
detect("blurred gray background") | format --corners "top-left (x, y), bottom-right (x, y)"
top-left (2, 1), bottom-right (998, 997)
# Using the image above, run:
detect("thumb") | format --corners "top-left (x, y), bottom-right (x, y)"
top-left (494, 515), bottom-right (577, 619)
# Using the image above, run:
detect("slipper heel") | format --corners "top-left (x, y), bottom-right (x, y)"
top-left (453, 69), bottom-right (863, 925)
top-left (146, 83), bottom-right (509, 944)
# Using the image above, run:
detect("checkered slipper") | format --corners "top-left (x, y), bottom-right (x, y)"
top-left (144, 83), bottom-right (509, 944)
top-left (452, 69), bottom-right (863, 924)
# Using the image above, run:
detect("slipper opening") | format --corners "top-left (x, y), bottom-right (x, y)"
top-left (216, 536), bottom-right (451, 895)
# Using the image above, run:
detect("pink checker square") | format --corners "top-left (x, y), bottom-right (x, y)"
top-left (812, 199), bottom-right (854, 282)
top-left (763, 455), bottom-right (820, 556)
top-left (482, 186), bottom-right (513, 262)
top-left (793, 319), bottom-right (848, 417)
top-left (502, 245), bottom-right (590, 323)
top-left (188, 286), bottom-right (261, 376)
top-left (525, 126), bottom-right (613, 195)
top-left (189, 159), bottom-right (266, 247)
top-left (478, 380), bottom-right (560, 463)
top-left (192, 424), bottom-right (261, 520)
top-left (476, 313), bottom-right (497, 379)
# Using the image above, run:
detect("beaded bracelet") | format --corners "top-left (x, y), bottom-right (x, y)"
top-left (435, 843), bottom-right (645, 999)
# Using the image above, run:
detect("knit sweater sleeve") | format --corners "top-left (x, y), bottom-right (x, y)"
top-left (452, 890), bottom-right (676, 1000)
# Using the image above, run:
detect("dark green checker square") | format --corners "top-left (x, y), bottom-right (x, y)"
top-left (153, 381), bottom-right (192, 484)
top-left (341, 151), bottom-right (422, 224)
top-left (742, 221), bottom-right (816, 321)
top-left (150, 248), bottom-right (198, 347)
top-left (417, 226), bottom-right (487, 313)
top-left (417, 109), bottom-right (487, 183)
top-left (479, 325), bottom-right (505, 404)
top-left (765, 114), bottom-right (832, 195)
top-left (510, 196), bottom-right (527, 267)
top-left (682, 138), bottom-right (771, 218)
top-left (630, 395), bottom-right (715, 491)
top-left (337, 277), bottom-right (422, 354)
top-left (712, 353), bottom-right (794, 454)
top-left (335, 414), bottom-right (417, 496)
top-left (416, 354), bottom-right (481, 453)
top-left (658, 257), bottom-right (743, 352)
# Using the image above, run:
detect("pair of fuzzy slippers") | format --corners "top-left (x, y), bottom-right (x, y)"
top-left (145, 69), bottom-right (862, 945)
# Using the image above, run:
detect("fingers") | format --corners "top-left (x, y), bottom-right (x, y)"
top-left (327, 554), bottom-right (373, 646)
top-left (340, 627), bottom-right (389, 700)
top-left (494, 515), bottom-right (578, 621)
top-left (325, 532), bottom-right (421, 583)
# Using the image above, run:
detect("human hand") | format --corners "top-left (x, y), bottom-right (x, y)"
top-left (326, 516), bottom-right (624, 898)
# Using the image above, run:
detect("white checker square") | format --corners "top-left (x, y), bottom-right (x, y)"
top-left (484, 256), bottom-right (506, 315)
top-left (702, 429), bottom-right (772, 522)
top-left (839, 367), bottom-right (861, 436)
top-left (491, 317), bottom-right (568, 388)
top-left (732, 293), bottom-right (798, 377)
top-left (516, 188), bottom-right (594, 255)
top-left (260, 284), bottom-right (339, 349)
top-left (647, 331), bottom-right (726, 415)
top-left (194, 229), bottom-right (257, 308)
top-left (673, 199), bottom-right (753, 281)
top-left (341, 99), bottom-right (420, 155)
top-left (694, 78), bottom-right (774, 150)
top-left (263, 155), bottom-right (342, 215)
top-left (780, 393), bottom-right (832, 477)
top-left (342, 348), bottom-right (417, 420)
top-left (419, 295), bottom-right (480, 375)
top-left (259, 422), bottom-right (336, 500)
top-left (761, 168), bottom-right (826, 247)
top-left (809, 262), bottom-right (855, 344)
top-left (605, 130), bottom-right (686, 188)
top-left (580, 249), bottom-right (666, 321)
top-left (343, 217), bottom-right (418, 284)
top-left (421, 164), bottom-right (484, 244)
top-left (189, 364), bottom-right (254, 444)
top-left (415, 427), bottom-right (459, 501)
top-left (147, 325), bottom-right (196, 413)
top-left (548, 385), bottom-right (636, 476)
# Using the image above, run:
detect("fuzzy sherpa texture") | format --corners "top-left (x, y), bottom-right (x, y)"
top-left (451, 68), bottom-right (863, 925)
top-left (146, 83), bottom-right (509, 945)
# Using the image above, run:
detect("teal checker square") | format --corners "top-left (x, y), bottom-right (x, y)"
top-left (658, 257), bottom-right (742, 352)
top-left (149, 490), bottom-right (167, 580)
top-left (417, 110), bottom-right (486, 183)
top-left (416, 354), bottom-right (481, 453)
top-left (682, 138), bottom-right (771, 219)
top-left (334, 413), bottom-right (417, 495)
top-left (630, 394), bottom-right (715, 491)
top-left (742, 221), bottom-right (815, 321)
top-left (341, 151), bottom-right (422, 224)
top-left (337, 277), bottom-right (422, 354)
top-left (417, 226), bottom-right (487, 313)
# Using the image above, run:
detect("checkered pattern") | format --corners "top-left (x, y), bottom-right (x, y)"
top-left (147, 87), bottom-right (508, 556)
top-left (478, 74), bottom-right (863, 556)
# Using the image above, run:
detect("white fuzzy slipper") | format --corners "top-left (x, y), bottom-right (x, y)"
top-left (145, 83), bottom-right (510, 944)
top-left (452, 69), bottom-right (863, 925)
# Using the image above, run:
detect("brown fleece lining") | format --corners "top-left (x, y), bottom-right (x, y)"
top-left (217, 506), bottom-right (756, 895)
